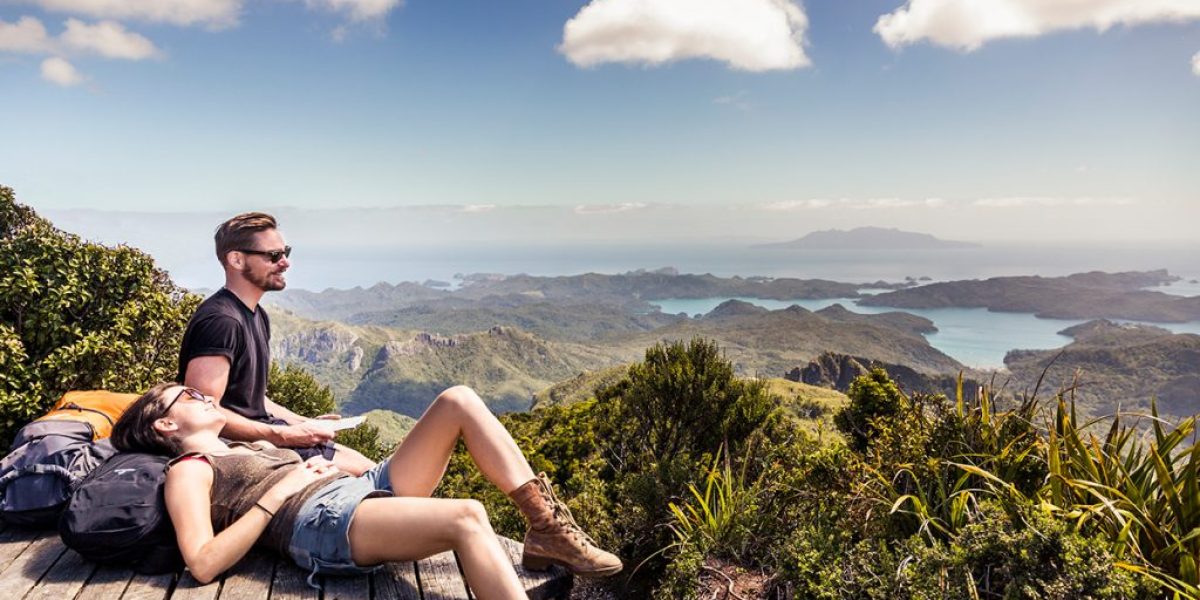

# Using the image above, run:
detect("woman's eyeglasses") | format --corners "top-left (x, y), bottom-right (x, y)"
top-left (164, 387), bottom-right (209, 414)
top-left (237, 245), bottom-right (292, 263)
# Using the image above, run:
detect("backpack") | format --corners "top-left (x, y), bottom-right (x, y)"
top-left (58, 452), bottom-right (184, 575)
top-left (34, 390), bottom-right (139, 438)
top-left (0, 390), bottom-right (136, 527)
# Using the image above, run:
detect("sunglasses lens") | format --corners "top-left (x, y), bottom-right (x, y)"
top-left (267, 246), bottom-right (292, 263)
top-left (186, 388), bottom-right (206, 402)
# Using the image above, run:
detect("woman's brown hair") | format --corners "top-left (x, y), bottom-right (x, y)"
top-left (111, 382), bottom-right (185, 456)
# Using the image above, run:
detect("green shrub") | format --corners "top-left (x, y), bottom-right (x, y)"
top-left (0, 185), bottom-right (198, 445)
top-left (596, 338), bottom-right (776, 560)
top-left (835, 367), bottom-right (907, 452)
top-left (776, 502), bottom-right (1153, 600)
top-left (900, 502), bottom-right (1153, 600)
top-left (654, 540), bottom-right (707, 600)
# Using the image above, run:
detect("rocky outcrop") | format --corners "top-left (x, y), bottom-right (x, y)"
top-left (374, 333), bottom-right (460, 366)
top-left (274, 326), bottom-right (361, 368)
top-left (789, 352), bottom-right (973, 399)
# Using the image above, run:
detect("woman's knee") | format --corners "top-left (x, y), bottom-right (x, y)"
top-left (435, 385), bottom-right (485, 413)
top-left (448, 499), bottom-right (491, 540)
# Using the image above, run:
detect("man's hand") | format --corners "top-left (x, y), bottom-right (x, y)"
top-left (313, 414), bottom-right (342, 420)
top-left (274, 421), bottom-right (335, 448)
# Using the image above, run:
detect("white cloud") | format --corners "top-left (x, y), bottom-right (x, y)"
top-left (560, 0), bottom-right (811, 72)
top-left (575, 202), bottom-right (648, 214)
top-left (40, 56), bottom-right (84, 85)
top-left (306, 0), bottom-right (403, 21)
top-left (60, 19), bottom-right (160, 59)
top-left (1193, 50), bottom-right (1200, 76)
top-left (458, 204), bottom-right (496, 213)
top-left (761, 199), bottom-right (835, 210)
top-left (973, 196), bottom-right (1136, 207)
top-left (1, 16), bottom-right (160, 60)
top-left (714, 90), bottom-right (752, 110)
top-left (25, 0), bottom-right (242, 29)
top-left (876, 0), bottom-right (1200, 51)
top-left (0, 16), bottom-right (53, 53)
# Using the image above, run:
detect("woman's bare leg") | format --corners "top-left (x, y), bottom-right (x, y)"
top-left (387, 385), bottom-right (535, 497)
top-left (349, 496), bottom-right (524, 600)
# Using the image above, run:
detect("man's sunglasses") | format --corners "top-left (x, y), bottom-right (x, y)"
top-left (163, 387), bottom-right (209, 414)
top-left (237, 246), bottom-right (292, 263)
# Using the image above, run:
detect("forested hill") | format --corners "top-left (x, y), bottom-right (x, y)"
top-left (268, 300), bottom-right (964, 418)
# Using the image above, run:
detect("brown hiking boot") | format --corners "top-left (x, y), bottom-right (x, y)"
top-left (508, 472), bottom-right (623, 577)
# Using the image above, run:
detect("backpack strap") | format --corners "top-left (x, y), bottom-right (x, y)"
top-left (0, 463), bottom-right (76, 494)
top-left (56, 403), bottom-right (116, 426)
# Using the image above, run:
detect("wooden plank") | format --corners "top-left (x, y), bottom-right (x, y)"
top-left (171, 571), bottom-right (221, 600)
top-left (0, 527), bottom-right (41, 573)
top-left (0, 531), bottom-right (67, 599)
top-left (416, 551), bottom-right (469, 600)
top-left (499, 537), bottom-right (573, 600)
top-left (321, 572), bottom-right (369, 600)
top-left (268, 562), bottom-right (318, 600)
top-left (120, 572), bottom-right (176, 600)
top-left (215, 551), bottom-right (274, 600)
top-left (23, 548), bottom-right (97, 600)
top-left (79, 564), bottom-right (135, 598)
top-left (373, 562), bottom-right (420, 600)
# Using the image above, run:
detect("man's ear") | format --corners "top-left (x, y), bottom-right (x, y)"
top-left (226, 250), bottom-right (243, 269)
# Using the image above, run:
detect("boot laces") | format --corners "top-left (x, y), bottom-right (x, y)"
top-left (540, 478), bottom-right (598, 548)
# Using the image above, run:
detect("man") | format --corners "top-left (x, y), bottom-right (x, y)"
top-left (178, 212), bottom-right (375, 475)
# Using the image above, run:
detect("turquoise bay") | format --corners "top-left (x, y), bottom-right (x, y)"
top-left (650, 297), bottom-right (1200, 370)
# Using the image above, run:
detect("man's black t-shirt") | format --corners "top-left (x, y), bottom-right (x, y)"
top-left (177, 288), bottom-right (271, 420)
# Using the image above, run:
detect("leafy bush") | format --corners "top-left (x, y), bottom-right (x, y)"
top-left (899, 502), bottom-right (1152, 599)
top-left (267, 361), bottom-right (388, 463)
top-left (835, 367), bottom-right (907, 452)
top-left (0, 185), bottom-right (199, 445)
top-left (596, 338), bottom-right (776, 560)
top-left (436, 338), bottom-right (778, 595)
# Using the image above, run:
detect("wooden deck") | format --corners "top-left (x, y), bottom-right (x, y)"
top-left (0, 525), bottom-right (572, 600)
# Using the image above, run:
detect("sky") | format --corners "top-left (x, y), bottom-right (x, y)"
top-left (2, 0), bottom-right (1199, 248)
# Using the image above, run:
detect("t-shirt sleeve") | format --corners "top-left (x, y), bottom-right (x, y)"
top-left (182, 315), bottom-right (241, 363)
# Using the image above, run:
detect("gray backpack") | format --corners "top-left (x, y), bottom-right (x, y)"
top-left (0, 420), bottom-right (117, 528)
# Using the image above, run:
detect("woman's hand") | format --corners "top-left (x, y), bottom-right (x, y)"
top-left (264, 457), bottom-right (338, 507)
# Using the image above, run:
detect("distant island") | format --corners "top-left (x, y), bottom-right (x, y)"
top-left (755, 226), bottom-right (980, 250)
top-left (859, 269), bottom-right (1199, 323)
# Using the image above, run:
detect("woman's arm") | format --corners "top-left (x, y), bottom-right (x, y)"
top-left (165, 457), bottom-right (335, 584)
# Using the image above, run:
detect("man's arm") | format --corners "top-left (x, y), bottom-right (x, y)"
top-left (262, 397), bottom-right (306, 425)
top-left (183, 356), bottom-right (333, 447)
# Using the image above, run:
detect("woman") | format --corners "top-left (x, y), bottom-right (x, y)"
top-left (110, 383), bottom-right (621, 598)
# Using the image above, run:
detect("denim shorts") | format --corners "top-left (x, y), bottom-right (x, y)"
top-left (287, 458), bottom-right (393, 588)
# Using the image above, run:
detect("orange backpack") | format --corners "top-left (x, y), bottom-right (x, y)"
top-left (34, 391), bottom-right (140, 440)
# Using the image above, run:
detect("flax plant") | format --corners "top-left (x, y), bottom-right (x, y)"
top-left (667, 444), bottom-right (756, 558)
top-left (867, 375), bottom-right (1043, 544)
top-left (1040, 396), bottom-right (1200, 598)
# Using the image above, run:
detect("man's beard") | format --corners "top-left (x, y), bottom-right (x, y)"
top-left (242, 265), bottom-right (286, 291)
